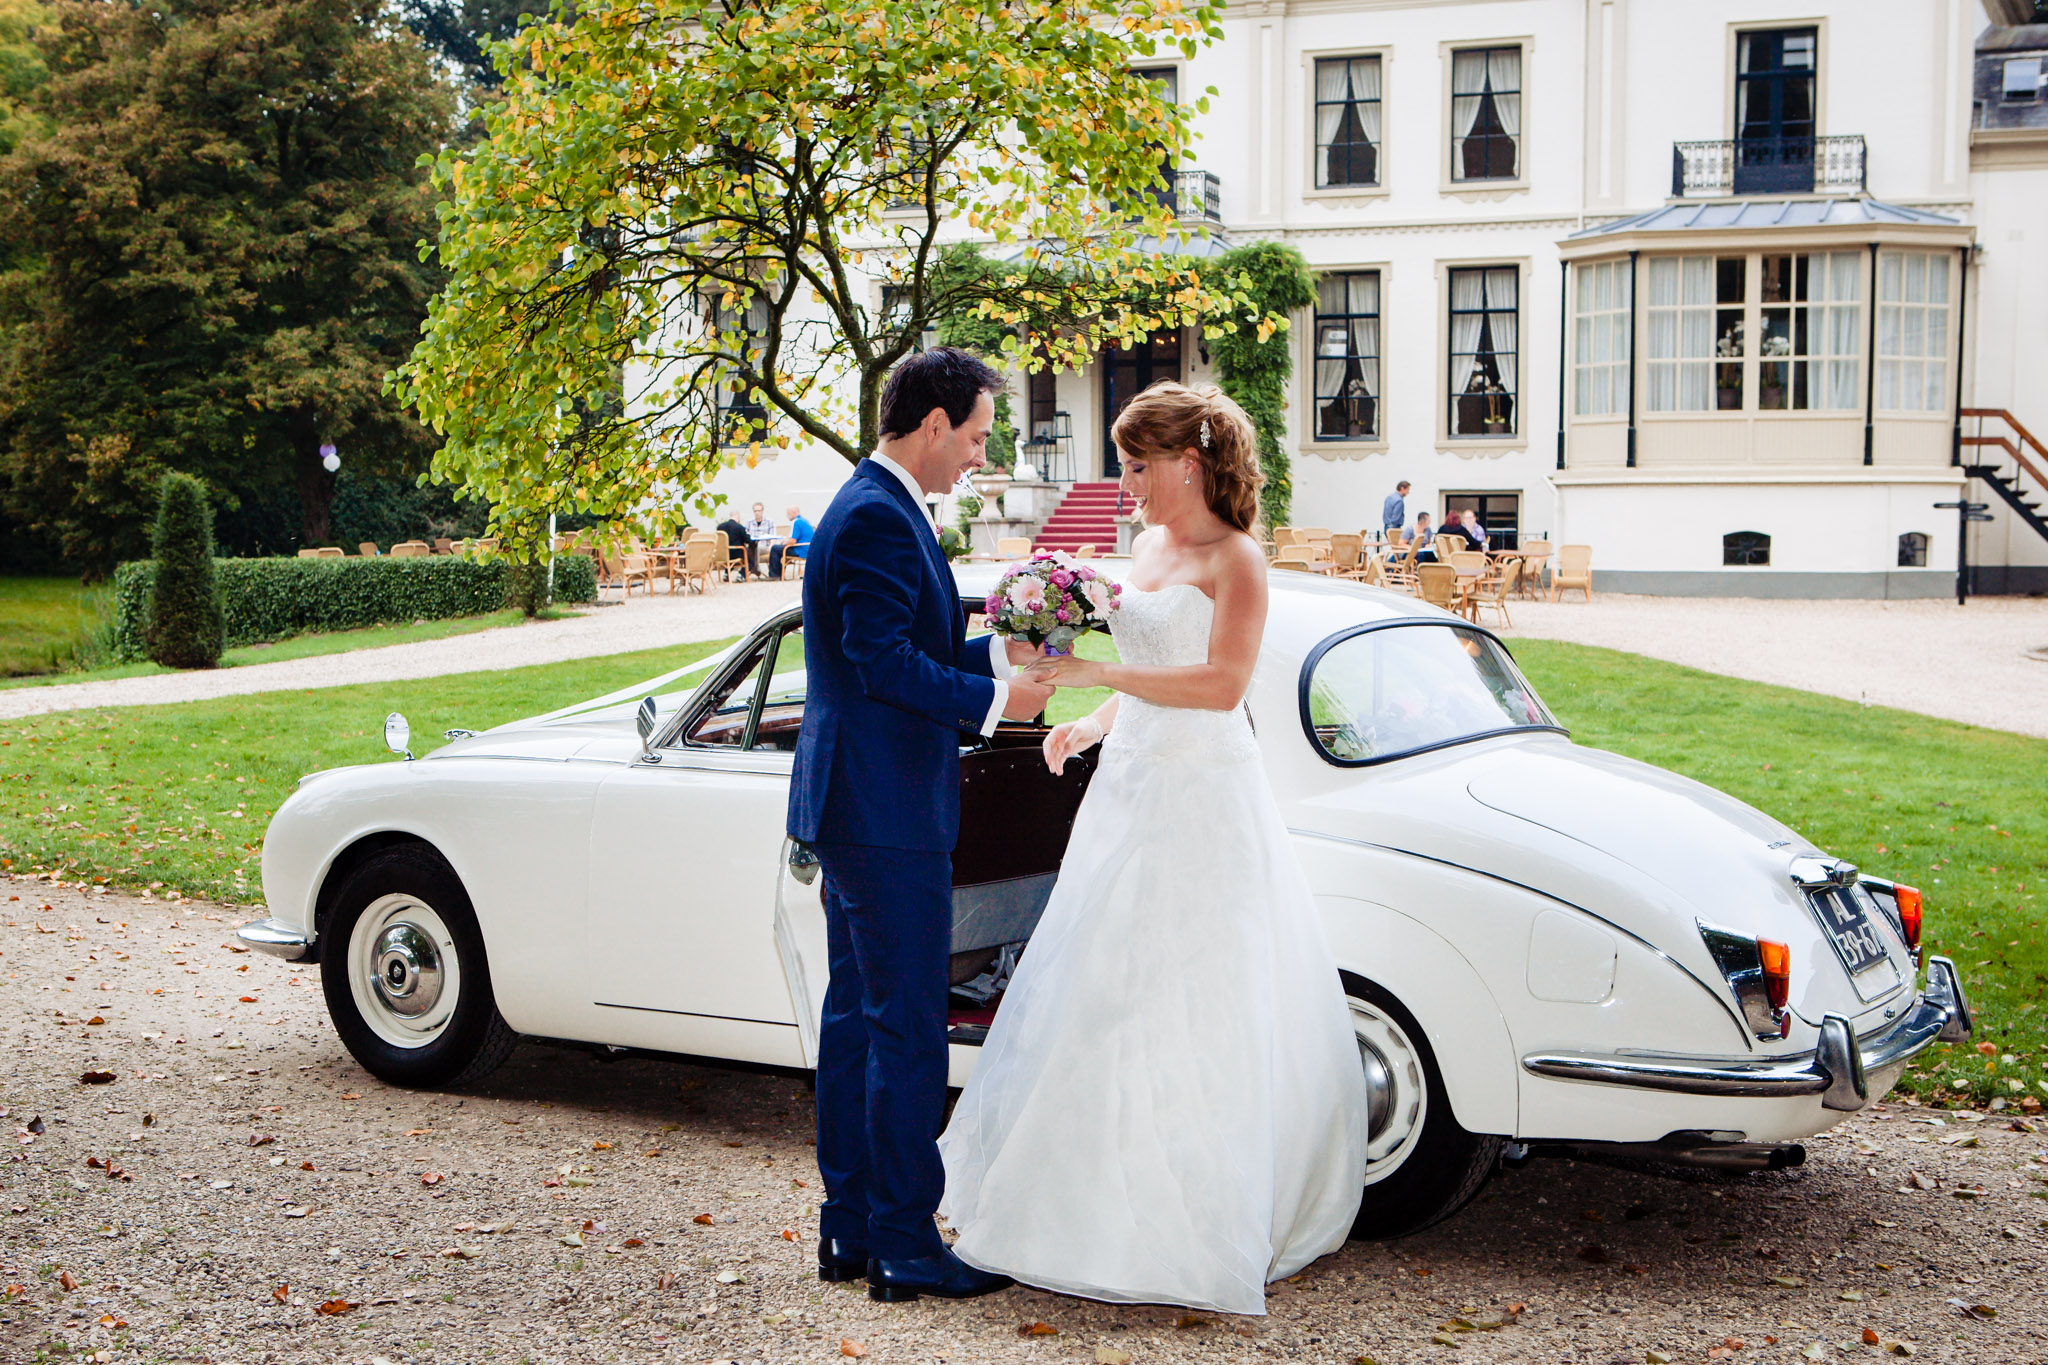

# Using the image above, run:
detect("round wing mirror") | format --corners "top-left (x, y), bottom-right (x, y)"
top-left (384, 712), bottom-right (413, 761)
top-left (635, 696), bottom-right (658, 757)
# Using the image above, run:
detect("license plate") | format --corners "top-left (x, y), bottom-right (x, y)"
top-left (1812, 888), bottom-right (1889, 976)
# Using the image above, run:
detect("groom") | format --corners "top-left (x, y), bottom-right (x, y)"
top-left (787, 347), bottom-right (1054, 1302)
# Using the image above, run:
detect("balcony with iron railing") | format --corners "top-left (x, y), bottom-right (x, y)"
top-left (1167, 169), bottom-right (1222, 224)
top-left (1670, 135), bottom-right (1867, 198)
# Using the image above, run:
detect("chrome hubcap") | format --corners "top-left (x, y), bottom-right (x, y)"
top-left (1351, 997), bottom-right (1428, 1184)
top-left (373, 924), bottom-right (443, 1018)
top-left (348, 894), bottom-right (461, 1050)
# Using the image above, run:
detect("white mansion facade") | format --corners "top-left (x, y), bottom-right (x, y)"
top-left (692, 0), bottom-right (2048, 597)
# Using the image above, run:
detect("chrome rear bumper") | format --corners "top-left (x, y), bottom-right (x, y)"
top-left (1521, 956), bottom-right (1970, 1113)
top-left (234, 917), bottom-right (311, 962)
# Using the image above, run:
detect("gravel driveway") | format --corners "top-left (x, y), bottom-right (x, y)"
top-left (5, 874), bottom-right (2045, 1365)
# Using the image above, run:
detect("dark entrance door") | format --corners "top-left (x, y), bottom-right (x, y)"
top-left (1734, 28), bottom-right (1817, 194)
top-left (1100, 330), bottom-right (1183, 477)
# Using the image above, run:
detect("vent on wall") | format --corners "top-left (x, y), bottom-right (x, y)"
top-left (1898, 531), bottom-right (1929, 568)
top-left (1723, 531), bottom-right (1771, 567)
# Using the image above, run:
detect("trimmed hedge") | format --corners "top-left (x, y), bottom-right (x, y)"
top-left (110, 553), bottom-right (598, 662)
top-left (145, 472), bottom-right (226, 669)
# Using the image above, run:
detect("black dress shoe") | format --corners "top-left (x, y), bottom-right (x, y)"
top-left (866, 1247), bottom-right (1013, 1302)
top-left (818, 1237), bottom-right (870, 1283)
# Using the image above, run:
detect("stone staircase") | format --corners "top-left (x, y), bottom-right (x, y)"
top-left (1032, 481), bottom-right (1123, 555)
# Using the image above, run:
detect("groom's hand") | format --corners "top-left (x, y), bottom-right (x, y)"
top-left (1003, 637), bottom-right (1042, 668)
top-left (1002, 676), bottom-right (1057, 721)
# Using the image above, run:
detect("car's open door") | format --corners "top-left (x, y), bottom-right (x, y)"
top-left (773, 838), bottom-right (830, 1068)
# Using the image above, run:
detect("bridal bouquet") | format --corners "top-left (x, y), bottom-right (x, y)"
top-left (985, 552), bottom-right (1122, 656)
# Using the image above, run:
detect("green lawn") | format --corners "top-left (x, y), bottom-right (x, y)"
top-left (0, 577), bottom-right (105, 677)
top-left (0, 632), bottom-right (2037, 1108)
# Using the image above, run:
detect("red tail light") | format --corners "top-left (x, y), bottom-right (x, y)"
top-left (1893, 884), bottom-right (1923, 954)
top-left (1758, 939), bottom-right (1791, 1013)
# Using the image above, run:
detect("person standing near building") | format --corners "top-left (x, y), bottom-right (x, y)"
top-left (1381, 481), bottom-right (1409, 542)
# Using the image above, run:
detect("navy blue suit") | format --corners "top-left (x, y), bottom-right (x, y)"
top-left (788, 459), bottom-right (997, 1260)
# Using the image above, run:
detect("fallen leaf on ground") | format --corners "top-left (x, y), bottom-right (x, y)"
top-left (1947, 1299), bottom-right (1996, 1320)
top-left (622, 1238), bottom-right (643, 1248)
top-left (57, 1271), bottom-right (78, 1291)
top-left (87, 1016), bottom-right (105, 1025)
top-left (1174, 1316), bottom-right (1208, 1330)
top-left (840, 1340), bottom-right (866, 1358)
top-left (1770, 1274), bottom-right (1807, 1288)
top-left (715, 1270), bottom-right (744, 1284)
top-left (692, 1213), bottom-right (714, 1225)
top-left (314, 1298), bottom-right (356, 1316)
top-left (1906, 1171), bottom-right (1936, 1190)
top-left (272, 1284), bottom-right (289, 1303)
top-left (404, 1129), bottom-right (432, 1137)
top-left (1018, 1321), bottom-right (1058, 1336)
top-left (1095, 1349), bottom-right (1132, 1365)
top-left (1577, 1244), bottom-right (1610, 1263)
top-left (1864, 1328), bottom-right (1881, 1345)
top-left (559, 1231), bottom-right (583, 1248)
top-left (779, 1229), bottom-right (796, 1242)
top-left (79, 1071), bottom-right (115, 1085)
top-left (419, 1173), bottom-right (443, 1186)
top-left (1646, 1352), bottom-right (1674, 1364)
top-left (248, 1134), bottom-right (275, 1147)
top-left (1800, 1342), bottom-right (1827, 1360)
top-left (592, 1140), bottom-right (613, 1150)
top-left (1840, 1290), bottom-right (1864, 1302)
top-left (656, 1271), bottom-right (675, 1290)
top-left (300, 1161), bottom-right (315, 1171)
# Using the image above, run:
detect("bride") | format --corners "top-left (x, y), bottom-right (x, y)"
top-left (936, 381), bottom-right (1369, 1316)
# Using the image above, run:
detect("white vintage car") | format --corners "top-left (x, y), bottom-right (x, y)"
top-left (243, 566), bottom-right (1971, 1237)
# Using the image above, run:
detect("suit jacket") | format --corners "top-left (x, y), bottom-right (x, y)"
top-left (788, 460), bottom-right (997, 852)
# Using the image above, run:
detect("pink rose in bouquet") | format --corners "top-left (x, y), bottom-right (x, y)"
top-left (986, 551), bottom-right (1121, 655)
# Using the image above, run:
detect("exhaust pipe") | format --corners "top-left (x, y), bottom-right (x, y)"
top-left (1522, 1132), bottom-right (1807, 1175)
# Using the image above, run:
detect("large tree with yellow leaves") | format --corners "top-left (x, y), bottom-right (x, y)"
top-left (397, 0), bottom-right (1277, 546)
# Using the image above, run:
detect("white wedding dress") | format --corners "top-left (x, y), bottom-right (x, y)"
top-left (937, 583), bottom-right (1369, 1316)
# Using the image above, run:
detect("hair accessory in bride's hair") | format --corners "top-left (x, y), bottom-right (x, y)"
top-left (1198, 417), bottom-right (1212, 449)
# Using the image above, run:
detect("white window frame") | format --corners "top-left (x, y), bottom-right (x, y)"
top-left (1756, 250), bottom-right (1862, 413)
top-left (1876, 251), bottom-right (1952, 414)
top-left (1572, 259), bottom-right (1631, 418)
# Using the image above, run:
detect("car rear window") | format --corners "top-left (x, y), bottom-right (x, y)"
top-left (1301, 622), bottom-right (1560, 765)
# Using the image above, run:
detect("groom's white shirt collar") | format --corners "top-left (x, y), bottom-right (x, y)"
top-left (868, 453), bottom-right (935, 537)
top-left (863, 452), bottom-right (1016, 728)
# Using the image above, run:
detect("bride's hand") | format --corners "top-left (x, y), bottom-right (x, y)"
top-left (1023, 655), bottom-right (1103, 688)
top-left (1042, 717), bottom-right (1104, 775)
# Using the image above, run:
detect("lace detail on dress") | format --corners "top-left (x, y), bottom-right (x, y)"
top-left (1104, 584), bottom-right (1259, 763)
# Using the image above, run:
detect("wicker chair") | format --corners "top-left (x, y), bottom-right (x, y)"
top-left (1468, 558), bottom-right (1521, 627)
top-left (1550, 545), bottom-right (1594, 603)
top-left (996, 536), bottom-right (1032, 558)
top-left (1074, 544), bottom-right (1097, 559)
top-left (1516, 540), bottom-right (1552, 598)
top-left (680, 537), bottom-right (716, 594)
top-left (358, 542), bottom-right (381, 557)
top-left (1416, 563), bottom-right (1460, 611)
top-left (391, 541), bottom-right (430, 558)
top-left (1329, 533), bottom-right (1365, 576)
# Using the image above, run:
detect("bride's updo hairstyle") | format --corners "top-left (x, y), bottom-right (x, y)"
top-left (1110, 381), bottom-right (1263, 534)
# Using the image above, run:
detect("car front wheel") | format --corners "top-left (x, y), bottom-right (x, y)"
top-left (1343, 974), bottom-right (1503, 1239)
top-left (320, 845), bottom-right (516, 1088)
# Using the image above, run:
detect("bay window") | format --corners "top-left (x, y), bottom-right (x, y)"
top-left (1572, 260), bottom-right (1631, 417)
top-left (1876, 251), bottom-right (1951, 413)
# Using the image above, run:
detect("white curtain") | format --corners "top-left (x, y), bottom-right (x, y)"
top-left (1490, 49), bottom-right (1522, 142)
top-left (1352, 273), bottom-right (1380, 398)
top-left (1487, 268), bottom-right (1519, 401)
top-left (1680, 257), bottom-right (1713, 410)
top-left (1449, 269), bottom-right (1485, 401)
top-left (1354, 56), bottom-right (1383, 148)
top-left (1451, 50), bottom-right (1488, 141)
top-left (1315, 59), bottom-right (1348, 156)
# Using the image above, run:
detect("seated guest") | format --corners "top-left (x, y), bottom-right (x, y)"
top-left (1410, 512), bottom-right (1437, 562)
top-left (1454, 510), bottom-right (1489, 550)
top-left (769, 503), bottom-right (813, 578)
top-left (716, 515), bottom-right (756, 576)
top-left (743, 501), bottom-right (777, 577)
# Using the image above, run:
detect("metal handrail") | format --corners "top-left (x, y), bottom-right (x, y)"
top-left (1959, 407), bottom-right (2048, 498)
top-left (1669, 134), bottom-right (1866, 198)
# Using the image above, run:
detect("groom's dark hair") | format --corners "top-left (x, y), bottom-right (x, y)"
top-left (879, 347), bottom-right (1004, 439)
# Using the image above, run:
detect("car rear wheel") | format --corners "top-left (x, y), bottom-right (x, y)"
top-left (320, 846), bottom-right (516, 1088)
top-left (1343, 974), bottom-right (1503, 1239)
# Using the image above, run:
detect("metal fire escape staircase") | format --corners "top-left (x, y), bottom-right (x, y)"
top-left (1959, 408), bottom-right (2048, 546)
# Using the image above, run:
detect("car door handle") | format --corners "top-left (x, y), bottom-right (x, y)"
top-left (787, 840), bottom-right (820, 886)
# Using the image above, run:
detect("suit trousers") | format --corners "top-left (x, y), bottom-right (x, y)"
top-left (812, 841), bottom-right (952, 1260)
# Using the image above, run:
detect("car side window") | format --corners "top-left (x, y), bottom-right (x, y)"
top-left (679, 621), bottom-right (805, 751)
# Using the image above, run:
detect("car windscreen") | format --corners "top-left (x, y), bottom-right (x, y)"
top-left (1300, 622), bottom-right (1560, 765)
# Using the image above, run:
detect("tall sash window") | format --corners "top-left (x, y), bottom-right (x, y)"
top-left (1876, 252), bottom-right (1951, 413)
top-left (1451, 47), bottom-right (1521, 182)
top-left (1447, 267), bottom-right (1518, 437)
top-left (1313, 272), bottom-right (1381, 440)
top-left (1314, 57), bottom-right (1382, 188)
top-left (1572, 260), bottom-right (1631, 417)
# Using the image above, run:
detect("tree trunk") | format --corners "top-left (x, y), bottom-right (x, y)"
top-left (292, 421), bottom-right (336, 547)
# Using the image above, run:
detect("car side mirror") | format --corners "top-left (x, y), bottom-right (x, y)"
top-left (384, 712), bottom-right (413, 761)
top-left (635, 696), bottom-right (659, 760)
